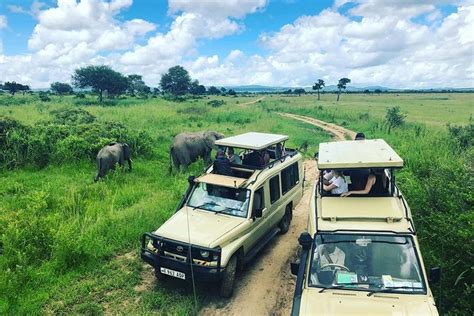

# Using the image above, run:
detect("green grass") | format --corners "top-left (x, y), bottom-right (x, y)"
top-left (0, 93), bottom-right (472, 314)
top-left (0, 94), bottom-right (329, 314)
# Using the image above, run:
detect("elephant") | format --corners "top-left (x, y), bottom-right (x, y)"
top-left (170, 131), bottom-right (224, 172)
top-left (95, 142), bottom-right (132, 181)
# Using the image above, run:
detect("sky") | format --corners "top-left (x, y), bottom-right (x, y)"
top-left (0, 0), bottom-right (473, 89)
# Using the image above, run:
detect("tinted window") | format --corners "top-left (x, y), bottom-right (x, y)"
top-left (252, 187), bottom-right (265, 211)
top-left (269, 175), bottom-right (281, 204)
top-left (282, 163), bottom-right (299, 195)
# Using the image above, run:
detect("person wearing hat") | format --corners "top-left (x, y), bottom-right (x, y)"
top-left (355, 132), bottom-right (366, 140)
top-left (213, 149), bottom-right (233, 176)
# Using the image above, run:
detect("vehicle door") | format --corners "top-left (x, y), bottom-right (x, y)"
top-left (243, 185), bottom-right (270, 253)
top-left (267, 174), bottom-right (283, 227)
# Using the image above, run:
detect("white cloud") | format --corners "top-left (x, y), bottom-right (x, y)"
top-left (8, 1), bottom-right (46, 18)
top-left (1, 0), bottom-right (473, 89)
top-left (0, 15), bottom-right (7, 29)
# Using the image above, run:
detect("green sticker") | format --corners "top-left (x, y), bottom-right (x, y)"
top-left (336, 271), bottom-right (358, 284)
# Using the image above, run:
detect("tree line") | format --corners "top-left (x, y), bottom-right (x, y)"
top-left (1, 65), bottom-right (236, 103)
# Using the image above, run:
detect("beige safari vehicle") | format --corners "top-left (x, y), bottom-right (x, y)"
top-left (142, 132), bottom-right (303, 297)
top-left (291, 139), bottom-right (440, 315)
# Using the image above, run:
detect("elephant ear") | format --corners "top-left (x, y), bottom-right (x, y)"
top-left (203, 132), bottom-right (217, 149)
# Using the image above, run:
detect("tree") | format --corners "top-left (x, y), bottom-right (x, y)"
top-left (312, 79), bottom-right (325, 100)
top-left (336, 77), bottom-right (351, 101)
top-left (207, 86), bottom-right (221, 95)
top-left (227, 89), bottom-right (237, 96)
top-left (72, 65), bottom-right (128, 102)
top-left (127, 74), bottom-right (150, 96)
top-left (51, 82), bottom-right (73, 95)
top-left (3, 81), bottom-right (29, 95)
top-left (294, 88), bottom-right (306, 95)
top-left (220, 87), bottom-right (227, 95)
top-left (190, 79), bottom-right (206, 95)
top-left (160, 65), bottom-right (191, 96)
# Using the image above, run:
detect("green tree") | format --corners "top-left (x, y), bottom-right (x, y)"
top-left (3, 82), bottom-right (29, 95)
top-left (190, 79), bottom-right (206, 95)
top-left (159, 65), bottom-right (191, 96)
top-left (72, 65), bottom-right (128, 103)
top-left (294, 88), bottom-right (306, 95)
top-left (207, 86), bottom-right (220, 95)
top-left (312, 79), bottom-right (325, 100)
top-left (227, 89), bottom-right (237, 96)
top-left (336, 77), bottom-right (351, 101)
top-left (50, 82), bottom-right (73, 95)
top-left (126, 74), bottom-right (150, 96)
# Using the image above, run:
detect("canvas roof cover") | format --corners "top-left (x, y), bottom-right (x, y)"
top-left (195, 174), bottom-right (247, 188)
top-left (320, 197), bottom-right (404, 222)
top-left (318, 139), bottom-right (403, 169)
top-left (215, 132), bottom-right (288, 150)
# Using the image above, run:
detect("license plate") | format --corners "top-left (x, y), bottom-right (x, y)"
top-left (160, 267), bottom-right (186, 280)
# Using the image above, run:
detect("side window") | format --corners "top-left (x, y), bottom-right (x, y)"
top-left (282, 163), bottom-right (300, 195)
top-left (252, 187), bottom-right (265, 211)
top-left (269, 175), bottom-right (281, 204)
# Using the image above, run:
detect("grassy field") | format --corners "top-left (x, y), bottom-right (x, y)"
top-left (0, 93), bottom-right (472, 314)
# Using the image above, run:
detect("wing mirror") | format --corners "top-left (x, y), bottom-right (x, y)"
top-left (253, 208), bottom-right (263, 219)
top-left (290, 262), bottom-right (300, 276)
top-left (188, 175), bottom-right (195, 184)
top-left (429, 267), bottom-right (441, 284)
top-left (298, 232), bottom-right (313, 250)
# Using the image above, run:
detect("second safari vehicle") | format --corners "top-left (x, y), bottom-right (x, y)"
top-left (142, 132), bottom-right (304, 297)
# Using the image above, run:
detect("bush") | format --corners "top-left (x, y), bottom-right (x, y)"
top-left (385, 106), bottom-right (406, 133)
top-left (447, 123), bottom-right (473, 150)
top-left (38, 92), bottom-right (51, 102)
top-left (207, 100), bottom-right (225, 107)
top-left (51, 108), bottom-right (96, 125)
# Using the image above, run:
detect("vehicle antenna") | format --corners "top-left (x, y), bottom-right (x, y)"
top-left (186, 205), bottom-right (198, 314)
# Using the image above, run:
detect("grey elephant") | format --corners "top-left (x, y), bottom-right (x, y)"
top-left (170, 131), bottom-right (224, 171)
top-left (95, 142), bottom-right (132, 181)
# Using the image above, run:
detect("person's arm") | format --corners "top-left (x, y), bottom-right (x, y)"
top-left (341, 174), bottom-right (376, 197)
top-left (323, 183), bottom-right (337, 191)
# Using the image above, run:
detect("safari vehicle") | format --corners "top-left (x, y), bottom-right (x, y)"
top-left (141, 132), bottom-right (304, 297)
top-left (291, 139), bottom-right (440, 315)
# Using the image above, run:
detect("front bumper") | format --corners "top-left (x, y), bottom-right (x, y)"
top-left (141, 232), bottom-right (223, 282)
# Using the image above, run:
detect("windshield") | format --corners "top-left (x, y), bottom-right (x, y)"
top-left (187, 182), bottom-right (250, 218)
top-left (309, 233), bottom-right (426, 294)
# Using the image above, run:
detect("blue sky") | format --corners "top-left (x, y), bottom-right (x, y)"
top-left (0, 0), bottom-right (473, 88)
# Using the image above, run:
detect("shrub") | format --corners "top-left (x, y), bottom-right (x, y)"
top-left (447, 123), bottom-right (473, 150)
top-left (38, 91), bottom-right (51, 102)
top-left (51, 108), bottom-right (96, 125)
top-left (207, 100), bottom-right (225, 107)
top-left (385, 106), bottom-right (406, 133)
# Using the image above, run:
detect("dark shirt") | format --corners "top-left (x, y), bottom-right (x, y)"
top-left (243, 151), bottom-right (264, 167)
top-left (347, 169), bottom-right (370, 191)
top-left (213, 157), bottom-right (233, 176)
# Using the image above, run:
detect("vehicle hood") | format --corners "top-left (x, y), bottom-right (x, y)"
top-left (299, 290), bottom-right (438, 315)
top-left (154, 206), bottom-right (245, 248)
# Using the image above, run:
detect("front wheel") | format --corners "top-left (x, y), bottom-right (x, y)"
top-left (278, 205), bottom-right (292, 234)
top-left (219, 255), bottom-right (237, 298)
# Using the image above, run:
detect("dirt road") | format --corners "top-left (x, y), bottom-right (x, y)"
top-left (240, 96), bottom-right (266, 105)
top-left (199, 114), bottom-right (354, 316)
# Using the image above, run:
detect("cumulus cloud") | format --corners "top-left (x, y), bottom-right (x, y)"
top-left (1, 0), bottom-right (473, 89)
top-left (0, 15), bottom-right (7, 29)
top-left (8, 1), bottom-right (47, 18)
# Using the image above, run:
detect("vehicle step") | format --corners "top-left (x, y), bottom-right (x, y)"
top-left (244, 226), bottom-right (281, 264)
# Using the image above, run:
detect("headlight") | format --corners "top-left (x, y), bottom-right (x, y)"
top-left (212, 254), bottom-right (219, 261)
top-left (200, 251), bottom-right (210, 258)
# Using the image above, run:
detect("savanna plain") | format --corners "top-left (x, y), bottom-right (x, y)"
top-left (0, 92), bottom-right (472, 315)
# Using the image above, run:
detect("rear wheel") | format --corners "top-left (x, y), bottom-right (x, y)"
top-left (219, 255), bottom-right (237, 298)
top-left (278, 205), bottom-right (292, 234)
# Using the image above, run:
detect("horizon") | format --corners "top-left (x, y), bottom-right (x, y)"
top-left (0, 0), bottom-right (473, 89)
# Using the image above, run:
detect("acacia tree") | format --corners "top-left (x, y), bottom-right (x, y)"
top-left (50, 82), bottom-right (73, 95)
top-left (160, 65), bottom-right (191, 96)
top-left (3, 81), bottom-right (29, 95)
top-left (336, 77), bottom-right (351, 101)
top-left (312, 79), bottom-right (325, 100)
top-left (72, 65), bottom-right (128, 103)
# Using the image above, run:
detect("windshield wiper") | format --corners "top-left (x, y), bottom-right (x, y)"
top-left (367, 286), bottom-right (420, 296)
top-left (191, 201), bottom-right (220, 211)
top-left (319, 283), bottom-right (365, 293)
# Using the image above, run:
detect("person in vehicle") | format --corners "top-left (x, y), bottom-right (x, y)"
top-left (341, 169), bottom-right (377, 197)
top-left (213, 150), bottom-right (233, 176)
top-left (311, 237), bottom-right (346, 285)
top-left (355, 132), bottom-right (366, 140)
top-left (323, 170), bottom-right (348, 195)
top-left (243, 149), bottom-right (269, 167)
top-left (227, 147), bottom-right (242, 164)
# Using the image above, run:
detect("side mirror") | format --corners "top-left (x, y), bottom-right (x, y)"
top-left (429, 267), bottom-right (441, 284)
top-left (188, 176), bottom-right (195, 184)
top-left (253, 208), bottom-right (263, 218)
top-left (313, 152), bottom-right (319, 160)
top-left (290, 262), bottom-right (300, 276)
top-left (298, 232), bottom-right (313, 250)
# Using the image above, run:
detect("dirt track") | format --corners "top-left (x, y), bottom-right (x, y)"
top-left (198, 113), bottom-right (355, 316)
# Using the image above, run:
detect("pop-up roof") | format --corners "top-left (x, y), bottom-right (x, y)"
top-left (318, 139), bottom-right (403, 169)
top-left (215, 132), bottom-right (288, 150)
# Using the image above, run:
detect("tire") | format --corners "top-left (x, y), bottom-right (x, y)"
top-left (219, 255), bottom-right (237, 298)
top-left (278, 205), bottom-right (292, 234)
